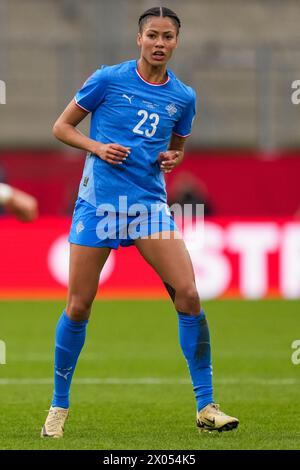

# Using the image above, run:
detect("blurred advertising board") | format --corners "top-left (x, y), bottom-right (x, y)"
top-left (0, 217), bottom-right (299, 299)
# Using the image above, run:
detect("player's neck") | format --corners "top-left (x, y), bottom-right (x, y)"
top-left (137, 58), bottom-right (168, 85)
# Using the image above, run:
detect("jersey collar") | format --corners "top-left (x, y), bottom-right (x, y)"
top-left (135, 61), bottom-right (170, 86)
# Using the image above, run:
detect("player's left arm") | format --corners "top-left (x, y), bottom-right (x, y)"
top-left (158, 133), bottom-right (187, 174)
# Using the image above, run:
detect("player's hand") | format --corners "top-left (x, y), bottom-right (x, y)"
top-left (93, 143), bottom-right (131, 165)
top-left (158, 150), bottom-right (183, 173)
top-left (5, 189), bottom-right (38, 222)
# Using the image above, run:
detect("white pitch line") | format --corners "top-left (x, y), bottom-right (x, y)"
top-left (0, 378), bottom-right (299, 386)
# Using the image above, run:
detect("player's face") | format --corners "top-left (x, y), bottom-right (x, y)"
top-left (137, 17), bottom-right (178, 66)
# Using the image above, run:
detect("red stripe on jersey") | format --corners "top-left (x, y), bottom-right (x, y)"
top-left (172, 131), bottom-right (191, 138)
top-left (74, 97), bottom-right (90, 113)
top-left (135, 67), bottom-right (170, 86)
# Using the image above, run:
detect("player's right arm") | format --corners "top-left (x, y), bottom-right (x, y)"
top-left (53, 98), bottom-right (130, 165)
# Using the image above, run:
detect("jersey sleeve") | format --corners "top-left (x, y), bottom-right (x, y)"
top-left (74, 67), bottom-right (108, 113)
top-left (172, 88), bottom-right (196, 138)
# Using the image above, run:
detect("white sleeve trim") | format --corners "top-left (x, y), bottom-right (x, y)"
top-left (74, 97), bottom-right (91, 113)
top-left (172, 131), bottom-right (192, 138)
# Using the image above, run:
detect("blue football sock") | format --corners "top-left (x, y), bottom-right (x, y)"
top-left (52, 310), bottom-right (88, 409)
top-left (178, 310), bottom-right (213, 412)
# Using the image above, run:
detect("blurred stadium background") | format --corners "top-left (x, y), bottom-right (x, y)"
top-left (0, 0), bottom-right (300, 450)
top-left (1, 0), bottom-right (300, 299)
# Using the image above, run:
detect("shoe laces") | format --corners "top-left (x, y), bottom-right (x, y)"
top-left (209, 403), bottom-right (225, 415)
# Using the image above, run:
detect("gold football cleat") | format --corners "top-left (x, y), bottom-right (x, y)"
top-left (197, 403), bottom-right (239, 433)
top-left (41, 406), bottom-right (69, 438)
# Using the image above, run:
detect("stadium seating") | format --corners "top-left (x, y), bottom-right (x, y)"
top-left (0, 0), bottom-right (300, 148)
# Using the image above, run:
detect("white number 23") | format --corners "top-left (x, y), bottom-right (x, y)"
top-left (133, 109), bottom-right (160, 137)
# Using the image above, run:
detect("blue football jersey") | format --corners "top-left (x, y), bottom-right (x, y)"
top-left (75, 59), bottom-right (196, 212)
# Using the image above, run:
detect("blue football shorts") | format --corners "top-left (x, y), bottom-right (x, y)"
top-left (69, 197), bottom-right (178, 249)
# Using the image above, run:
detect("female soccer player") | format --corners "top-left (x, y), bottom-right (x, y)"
top-left (42, 6), bottom-right (238, 438)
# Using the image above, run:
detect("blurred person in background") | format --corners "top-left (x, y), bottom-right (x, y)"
top-left (168, 171), bottom-right (214, 217)
top-left (41, 6), bottom-right (238, 439)
top-left (0, 182), bottom-right (38, 222)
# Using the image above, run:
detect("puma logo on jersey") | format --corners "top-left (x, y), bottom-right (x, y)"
top-left (122, 94), bottom-right (134, 104)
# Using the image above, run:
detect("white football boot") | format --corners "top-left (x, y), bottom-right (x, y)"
top-left (197, 403), bottom-right (239, 432)
top-left (41, 406), bottom-right (69, 438)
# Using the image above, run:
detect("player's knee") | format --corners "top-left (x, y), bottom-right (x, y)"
top-left (175, 286), bottom-right (200, 315)
top-left (66, 296), bottom-right (92, 321)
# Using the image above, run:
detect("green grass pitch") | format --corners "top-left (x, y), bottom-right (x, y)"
top-left (0, 299), bottom-right (300, 450)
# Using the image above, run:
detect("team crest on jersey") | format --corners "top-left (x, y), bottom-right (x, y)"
top-left (165, 102), bottom-right (177, 117)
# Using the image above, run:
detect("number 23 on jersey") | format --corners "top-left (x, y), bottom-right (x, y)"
top-left (132, 109), bottom-right (160, 138)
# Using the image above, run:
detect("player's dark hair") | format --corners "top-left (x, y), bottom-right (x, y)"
top-left (138, 6), bottom-right (181, 35)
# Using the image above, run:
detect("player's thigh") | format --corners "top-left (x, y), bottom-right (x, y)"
top-left (67, 243), bottom-right (111, 317)
top-left (134, 232), bottom-right (196, 293)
